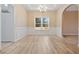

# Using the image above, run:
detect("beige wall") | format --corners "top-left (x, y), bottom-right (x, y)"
top-left (56, 4), bottom-right (79, 37)
top-left (78, 5), bottom-right (79, 35)
top-left (14, 4), bottom-right (27, 27)
top-left (56, 4), bottom-right (70, 37)
top-left (14, 4), bottom-right (28, 41)
top-left (0, 5), bottom-right (1, 50)
top-left (27, 11), bottom-right (57, 28)
top-left (78, 5), bottom-right (79, 47)
top-left (62, 11), bottom-right (78, 35)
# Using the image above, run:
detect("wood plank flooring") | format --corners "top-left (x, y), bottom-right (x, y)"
top-left (0, 35), bottom-right (79, 54)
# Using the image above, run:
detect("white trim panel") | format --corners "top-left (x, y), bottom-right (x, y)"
top-left (15, 27), bottom-right (27, 41)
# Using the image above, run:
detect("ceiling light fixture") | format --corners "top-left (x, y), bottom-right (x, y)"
top-left (38, 5), bottom-right (47, 13)
top-left (4, 4), bottom-right (8, 7)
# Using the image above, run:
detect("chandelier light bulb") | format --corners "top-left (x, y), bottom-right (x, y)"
top-left (4, 4), bottom-right (8, 7)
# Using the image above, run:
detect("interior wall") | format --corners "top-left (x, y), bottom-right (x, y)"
top-left (27, 11), bottom-right (57, 35)
top-left (56, 4), bottom-right (69, 37)
top-left (78, 5), bottom-right (79, 47)
top-left (62, 5), bottom-right (78, 47)
top-left (0, 5), bottom-right (1, 49)
top-left (15, 5), bottom-right (27, 27)
top-left (1, 5), bottom-right (15, 41)
top-left (27, 11), bottom-right (57, 27)
top-left (14, 4), bottom-right (27, 41)
top-left (78, 6), bottom-right (79, 35)
top-left (56, 4), bottom-right (79, 47)
top-left (62, 11), bottom-right (78, 35)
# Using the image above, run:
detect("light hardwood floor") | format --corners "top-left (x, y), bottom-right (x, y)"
top-left (0, 35), bottom-right (79, 54)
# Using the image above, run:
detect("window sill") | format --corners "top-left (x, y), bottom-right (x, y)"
top-left (35, 27), bottom-right (49, 30)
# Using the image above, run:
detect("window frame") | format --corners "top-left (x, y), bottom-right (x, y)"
top-left (34, 16), bottom-right (49, 30)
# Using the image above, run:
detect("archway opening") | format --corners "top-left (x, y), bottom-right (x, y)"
top-left (62, 4), bottom-right (78, 46)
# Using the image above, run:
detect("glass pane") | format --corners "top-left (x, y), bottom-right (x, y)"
top-left (43, 24), bottom-right (48, 27)
top-left (36, 24), bottom-right (41, 27)
top-left (43, 18), bottom-right (48, 23)
top-left (36, 18), bottom-right (41, 23)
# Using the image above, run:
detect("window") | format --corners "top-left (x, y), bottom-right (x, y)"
top-left (34, 16), bottom-right (49, 30)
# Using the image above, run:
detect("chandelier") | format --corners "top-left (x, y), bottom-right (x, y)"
top-left (38, 5), bottom-right (47, 13)
top-left (4, 4), bottom-right (8, 7)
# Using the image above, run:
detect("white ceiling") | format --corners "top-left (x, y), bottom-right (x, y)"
top-left (23, 4), bottom-right (63, 11)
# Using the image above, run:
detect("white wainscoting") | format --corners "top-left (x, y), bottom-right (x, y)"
top-left (27, 27), bottom-right (57, 35)
top-left (15, 27), bottom-right (62, 41)
top-left (56, 27), bottom-right (62, 37)
top-left (15, 27), bottom-right (27, 41)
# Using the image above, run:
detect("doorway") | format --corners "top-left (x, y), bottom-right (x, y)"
top-left (1, 4), bottom-right (15, 47)
top-left (62, 5), bottom-right (78, 46)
